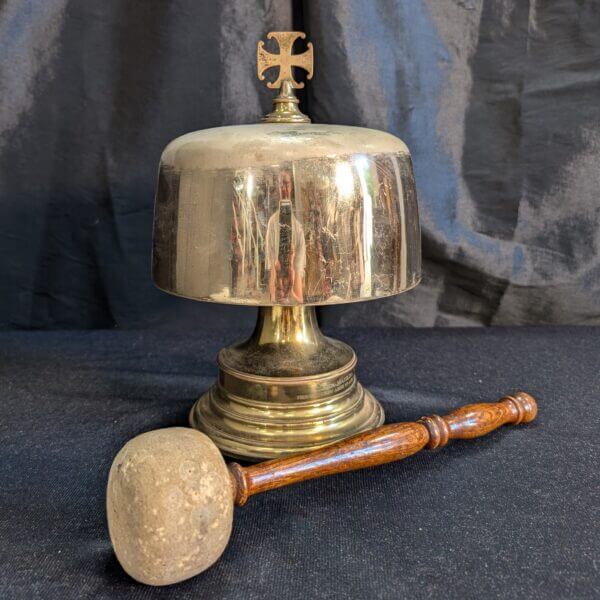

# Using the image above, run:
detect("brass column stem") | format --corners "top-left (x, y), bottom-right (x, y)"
top-left (251, 306), bottom-right (323, 349)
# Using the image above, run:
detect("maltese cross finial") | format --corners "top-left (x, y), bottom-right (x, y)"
top-left (257, 31), bottom-right (314, 89)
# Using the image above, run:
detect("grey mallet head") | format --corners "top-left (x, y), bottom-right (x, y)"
top-left (106, 428), bottom-right (233, 586)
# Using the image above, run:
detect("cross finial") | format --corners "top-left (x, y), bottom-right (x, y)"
top-left (257, 31), bottom-right (314, 89)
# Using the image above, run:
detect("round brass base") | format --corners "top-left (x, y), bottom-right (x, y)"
top-left (189, 306), bottom-right (385, 461)
top-left (189, 376), bottom-right (384, 462)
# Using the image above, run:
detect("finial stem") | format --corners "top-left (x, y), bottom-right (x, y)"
top-left (262, 79), bottom-right (310, 123)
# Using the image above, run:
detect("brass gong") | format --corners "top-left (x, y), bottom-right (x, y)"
top-left (152, 32), bottom-right (421, 460)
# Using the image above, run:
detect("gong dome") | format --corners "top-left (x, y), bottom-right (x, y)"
top-left (152, 122), bottom-right (421, 306)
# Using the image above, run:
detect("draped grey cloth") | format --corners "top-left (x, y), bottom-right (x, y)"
top-left (1, 0), bottom-right (599, 328)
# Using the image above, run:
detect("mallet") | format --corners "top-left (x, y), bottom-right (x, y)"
top-left (107, 392), bottom-right (537, 586)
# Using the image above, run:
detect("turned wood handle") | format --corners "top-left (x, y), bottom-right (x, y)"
top-left (229, 392), bottom-right (537, 506)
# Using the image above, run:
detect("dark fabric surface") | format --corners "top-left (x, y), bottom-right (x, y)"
top-left (1, 325), bottom-right (598, 599)
top-left (1, 1), bottom-right (599, 329)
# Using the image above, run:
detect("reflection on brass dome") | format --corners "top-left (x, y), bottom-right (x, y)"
top-left (153, 124), bottom-right (420, 306)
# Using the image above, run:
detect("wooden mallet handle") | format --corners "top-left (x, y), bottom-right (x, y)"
top-left (229, 392), bottom-right (537, 505)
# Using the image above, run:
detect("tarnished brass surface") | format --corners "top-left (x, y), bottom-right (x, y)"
top-left (152, 31), bottom-right (420, 460)
top-left (189, 306), bottom-right (384, 461)
top-left (257, 31), bottom-right (313, 89)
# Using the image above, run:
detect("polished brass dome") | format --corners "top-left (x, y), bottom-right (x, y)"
top-left (153, 122), bottom-right (420, 306)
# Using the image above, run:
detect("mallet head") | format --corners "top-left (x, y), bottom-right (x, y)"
top-left (106, 427), bottom-right (233, 586)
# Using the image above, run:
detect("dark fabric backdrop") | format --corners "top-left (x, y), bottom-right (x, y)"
top-left (1, 0), bottom-right (599, 329)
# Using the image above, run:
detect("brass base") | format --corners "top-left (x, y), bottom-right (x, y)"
top-left (189, 306), bottom-right (384, 461)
